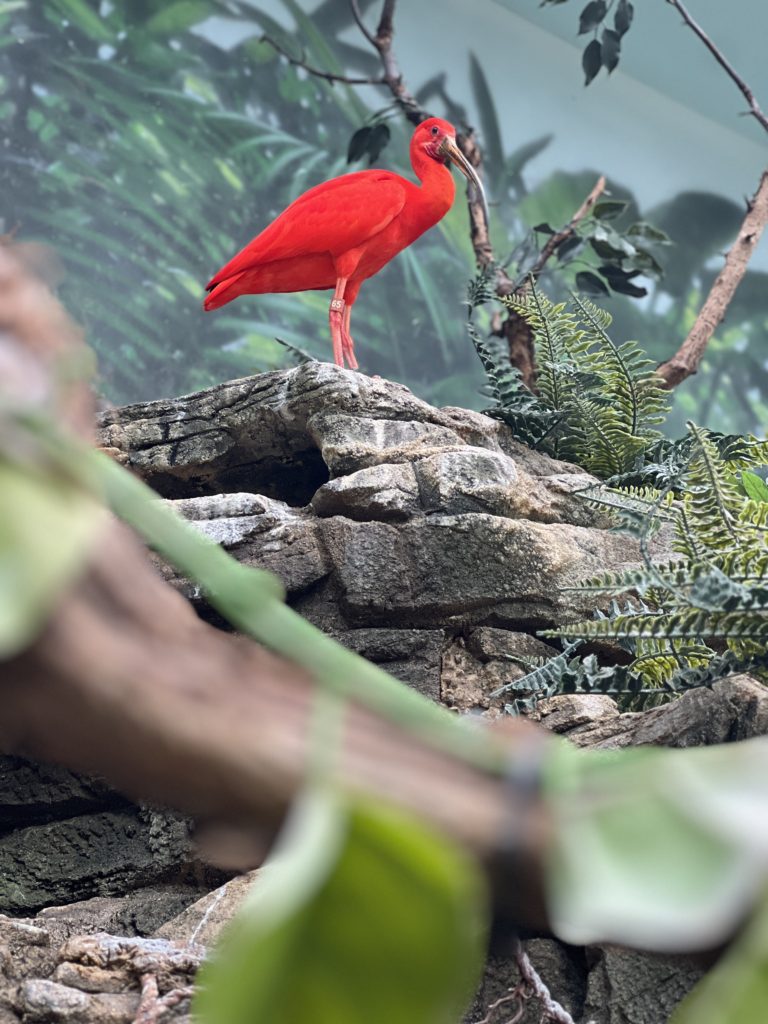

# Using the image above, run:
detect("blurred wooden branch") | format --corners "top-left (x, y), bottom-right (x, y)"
top-left (0, 248), bottom-right (550, 930)
top-left (658, 2), bottom-right (768, 389)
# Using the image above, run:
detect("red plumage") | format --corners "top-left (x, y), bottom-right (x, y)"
top-left (204, 118), bottom-right (484, 369)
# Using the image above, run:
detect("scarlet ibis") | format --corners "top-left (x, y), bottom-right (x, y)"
top-left (204, 117), bottom-right (486, 370)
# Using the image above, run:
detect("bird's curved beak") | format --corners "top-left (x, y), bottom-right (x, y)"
top-left (440, 136), bottom-right (489, 226)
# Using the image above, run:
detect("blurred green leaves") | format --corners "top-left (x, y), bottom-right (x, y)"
top-left (194, 789), bottom-right (487, 1024)
top-left (546, 737), bottom-right (768, 951)
top-left (0, 454), bottom-right (104, 657)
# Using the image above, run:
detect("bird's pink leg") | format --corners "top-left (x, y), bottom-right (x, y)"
top-left (341, 304), bottom-right (359, 371)
top-left (328, 277), bottom-right (348, 367)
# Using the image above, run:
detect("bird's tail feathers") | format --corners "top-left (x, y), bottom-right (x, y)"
top-left (203, 271), bottom-right (246, 311)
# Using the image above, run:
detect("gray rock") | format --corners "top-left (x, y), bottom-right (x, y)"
top-left (533, 675), bottom-right (768, 750)
top-left (308, 411), bottom-right (467, 476)
top-left (534, 694), bottom-right (621, 734)
top-left (159, 492), bottom-right (330, 596)
top-left (0, 757), bottom-right (114, 829)
top-left (414, 447), bottom-right (599, 526)
top-left (465, 627), bottom-right (559, 663)
top-left (330, 628), bottom-right (443, 701)
top-left (0, 812), bottom-right (193, 915)
top-left (441, 637), bottom-right (525, 711)
top-left (97, 362), bottom-right (598, 498)
top-left (321, 513), bottom-right (640, 627)
top-left (441, 629), bottom-right (559, 712)
top-left (415, 448), bottom-right (519, 516)
top-left (36, 888), bottom-right (211, 939)
top-left (312, 462), bottom-right (420, 522)
top-left (154, 872), bottom-right (256, 946)
top-left (18, 979), bottom-right (138, 1023)
top-left (582, 947), bottom-right (704, 1024)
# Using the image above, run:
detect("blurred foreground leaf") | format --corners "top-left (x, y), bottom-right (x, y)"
top-left (545, 738), bottom-right (768, 951)
top-left (194, 789), bottom-right (487, 1024)
top-left (0, 455), bottom-right (104, 657)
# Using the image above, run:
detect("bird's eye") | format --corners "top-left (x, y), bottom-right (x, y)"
top-left (430, 125), bottom-right (439, 136)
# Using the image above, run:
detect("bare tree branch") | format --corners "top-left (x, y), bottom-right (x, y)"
top-left (261, 35), bottom-right (385, 86)
top-left (665, 0), bottom-right (768, 134)
top-left (355, 0), bottom-right (431, 124)
top-left (490, 175), bottom-right (606, 389)
top-left (657, 2), bottom-right (768, 388)
top-left (349, 0), bottom-right (378, 47)
top-left (657, 170), bottom-right (768, 387)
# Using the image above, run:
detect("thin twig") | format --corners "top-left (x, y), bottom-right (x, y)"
top-left (528, 175), bottom-right (607, 279)
top-left (473, 987), bottom-right (525, 1024)
top-left (360, 0), bottom-right (431, 124)
top-left (349, 0), bottom-right (377, 47)
top-left (657, 170), bottom-right (768, 387)
top-left (262, 35), bottom-right (385, 86)
top-left (665, 0), bottom-right (768, 134)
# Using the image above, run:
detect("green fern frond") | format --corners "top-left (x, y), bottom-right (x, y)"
top-left (466, 320), bottom-right (560, 447)
top-left (551, 608), bottom-right (768, 642)
top-left (504, 289), bottom-right (583, 433)
top-left (488, 640), bottom-right (582, 700)
top-left (684, 421), bottom-right (748, 549)
top-left (570, 293), bottom-right (669, 442)
top-left (474, 281), bottom-right (669, 477)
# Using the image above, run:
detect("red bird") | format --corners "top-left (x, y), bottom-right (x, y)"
top-left (204, 117), bottom-right (486, 370)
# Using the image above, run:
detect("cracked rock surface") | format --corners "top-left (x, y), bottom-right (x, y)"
top-left (100, 363), bottom-right (635, 711)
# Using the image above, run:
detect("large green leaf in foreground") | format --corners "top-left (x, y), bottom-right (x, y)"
top-left (194, 789), bottom-right (487, 1024)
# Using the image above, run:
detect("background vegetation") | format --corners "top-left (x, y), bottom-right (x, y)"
top-left (2, 0), bottom-right (766, 431)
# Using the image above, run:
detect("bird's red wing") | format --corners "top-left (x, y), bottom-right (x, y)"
top-left (206, 172), bottom-right (408, 290)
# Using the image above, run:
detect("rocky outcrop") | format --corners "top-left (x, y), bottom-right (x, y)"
top-left (100, 362), bottom-right (634, 713)
top-left (2, 364), bottom-right (762, 1023)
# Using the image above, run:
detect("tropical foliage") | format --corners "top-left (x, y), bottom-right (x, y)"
top-left (496, 421), bottom-right (768, 712)
top-left (468, 275), bottom-right (670, 476)
top-left (3, 0), bottom-right (765, 433)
